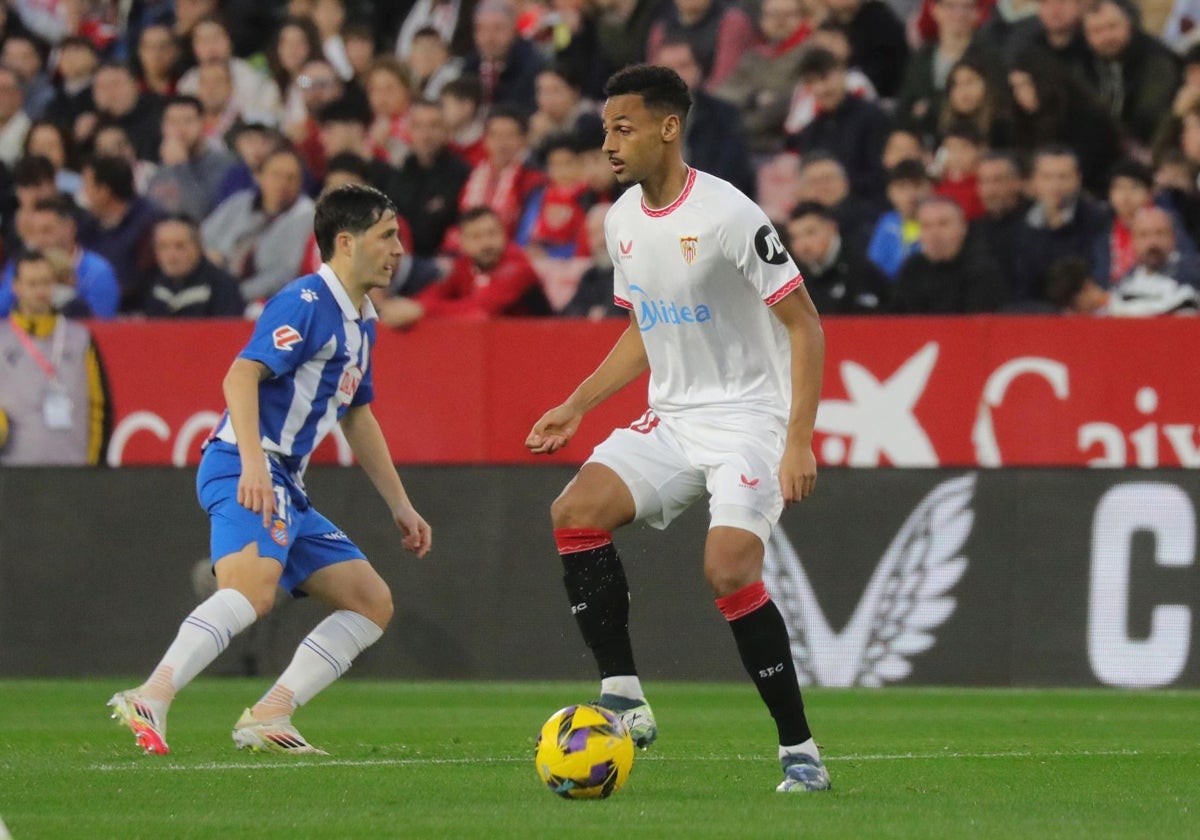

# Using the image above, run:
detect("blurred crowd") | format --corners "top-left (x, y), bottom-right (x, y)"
top-left (0, 0), bottom-right (1196, 324)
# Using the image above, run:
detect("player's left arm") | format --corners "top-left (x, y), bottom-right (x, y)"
top-left (769, 283), bottom-right (824, 506)
top-left (339, 403), bottom-right (432, 558)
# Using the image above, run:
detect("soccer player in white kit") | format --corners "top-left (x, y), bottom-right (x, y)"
top-left (526, 65), bottom-right (830, 792)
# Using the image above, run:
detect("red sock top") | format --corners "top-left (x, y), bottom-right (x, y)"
top-left (554, 527), bottom-right (613, 555)
top-left (715, 580), bottom-right (771, 621)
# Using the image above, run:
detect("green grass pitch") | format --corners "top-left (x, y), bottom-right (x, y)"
top-left (0, 680), bottom-right (1195, 839)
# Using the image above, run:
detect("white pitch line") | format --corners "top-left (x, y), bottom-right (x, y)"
top-left (90, 748), bottom-right (1141, 772)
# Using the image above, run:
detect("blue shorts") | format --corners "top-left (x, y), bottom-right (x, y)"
top-left (197, 442), bottom-right (365, 596)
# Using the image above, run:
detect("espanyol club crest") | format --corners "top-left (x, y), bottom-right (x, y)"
top-left (679, 236), bottom-right (699, 265)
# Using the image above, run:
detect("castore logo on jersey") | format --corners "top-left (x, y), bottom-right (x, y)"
top-left (629, 284), bottom-right (712, 333)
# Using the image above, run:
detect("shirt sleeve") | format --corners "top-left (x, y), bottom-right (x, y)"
top-left (238, 289), bottom-right (324, 377)
top-left (352, 322), bottom-right (376, 406)
top-left (718, 193), bottom-right (803, 305)
top-left (606, 213), bottom-right (632, 310)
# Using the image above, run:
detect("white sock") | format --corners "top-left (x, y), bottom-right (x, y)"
top-left (145, 589), bottom-right (257, 700)
top-left (779, 738), bottom-right (820, 762)
top-left (600, 676), bottom-right (645, 701)
top-left (265, 610), bottom-right (383, 710)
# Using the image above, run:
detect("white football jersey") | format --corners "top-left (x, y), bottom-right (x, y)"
top-left (606, 168), bottom-right (804, 430)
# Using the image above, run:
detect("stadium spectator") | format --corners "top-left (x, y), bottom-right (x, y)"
top-left (972, 150), bottom-right (1029, 289)
top-left (558, 202), bottom-right (625, 319)
top-left (891, 195), bottom-right (1009, 313)
top-left (265, 17), bottom-right (325, 133)
top-left (1045, 253), bottom-right (1199, 315)
top-left (440, 75), bottom-right (487, 166)
top-left (463, 0), bottom-right (545, 112)
top-left (378, 205), bottom-right (549, 328)
top-left (24, 119), bottom-right (81, 194)
top-left (1080, 0), bottom-right (1180, 153)
top-left (135, 23), bottom-right (181, 97)
top-left (516, 132), bottom-right (590, 259)
top-left (315, 96), bottom-right (402, 194)
top-left (894, 0), bottom-right (995, 143)
top-left (822, 0), bottom-right (909, 98)
top-left (91, 121), bottom-right (159, 195)
top-left (0, 251), bottom-right (111, 466)
top-left (42, 36), bottom-right (98, 132)
top-left (785, 47), bottom-right (890, 203)
top-left (201, 146), bottom-right (316, 304)
top-left (712, 0), bottom-right (812, 155)
top-left (0, 194), bottom-right (119, 319)
top-left (285, 58), bottom-right (361, 182)
top-left (193, 59), bottom-right (242, 152)
top-left (793, 152), bottom-right (879, 249)
top-left (787, 200), bottom-right (889, 314)
top-left (782, 21), bottom-right (877, 139)
top-left (542, 0), bottom-right (608, 101)
top-left (177, 17), bottom-right (282, 120)
top-left (458, 105), bottom-right (546, 239)
top-left (143, 215), bottom-right (244, 317)
top-left (1012, 145), bottom-right (1107, 304)
top-left (381, 101), bottom-right (466, 260)
top-left (146, 95), bottom-right (236, 221)
top-left (868, 159), bottom-right (933, 280)
top-left (341, 21), bottom-right (378, 85)
top-left (0, 66), bottom-right (31, 168)
top-left (2, 154), bottom-right (57, 259)
top-left (1, 34), bottom-right (54, 120)
top-left (882, 127), bottom-right (929, 170)
top-left (1122, 206), bottom-right (1200, 290)
top-left (976, 0), bottom-right (1039, 54)
top-left (1007, 46), bottom-right (1121, 196)
top-left (646, 0), bottom-right (757, 93)
top-left (311, 0), bottom-right (353, 81)
top-left (933, 121), bottom-right (986, 220)
top-left (389, 0), bottom-right (478, 60)
top-left (527, 66), bottom-right (600, 155)
top-left (1006, 0), bottom-right (1091, 82)
top-left (89, 61), bottom-right (164, 161)
top-left (937, 55), bottom-right (1014, 149)
top-left (652, 38), bottom-right (756, 198)
top-left (407, 26), bottom-right (465, 100)
top-left (78, 155), bottom-right (166, 313)
top-left (365, 56), bottom-right (415, 165)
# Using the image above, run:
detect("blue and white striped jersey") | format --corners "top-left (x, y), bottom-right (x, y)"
top-left (212, 264), bottom-right (377, 473)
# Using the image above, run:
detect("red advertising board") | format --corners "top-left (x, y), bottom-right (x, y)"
top-left (91, 316), bottom-right (1200, 467)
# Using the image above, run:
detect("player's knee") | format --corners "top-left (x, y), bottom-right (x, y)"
top-left (357, 583), bottom-right (394, 629)
top-left (243, 588), bottom-right (278, 618)
top-left (703, 555), bottom-right (760, 599)
top-left (550, 490), bottom-right (592, 529)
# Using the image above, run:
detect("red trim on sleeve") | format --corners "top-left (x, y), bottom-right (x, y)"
top-left (554, 527), bottom-right (614, 555)
top-left (715, 580), bottom-right (771, 621)
top-left (613, 295), bottom-right (632, 310)
top-left (765, 273), bottom-right (804, 306)
top-left (641, 168), bottom-right (697, 218)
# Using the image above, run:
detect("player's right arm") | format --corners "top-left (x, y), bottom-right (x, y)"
top-left (223, 358), bottom-right (275, 525)
top-left (526, 314), bottom-right (648, 454)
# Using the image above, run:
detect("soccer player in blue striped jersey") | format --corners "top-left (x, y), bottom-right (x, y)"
top-left (109, 184), bottom-right (432, 756)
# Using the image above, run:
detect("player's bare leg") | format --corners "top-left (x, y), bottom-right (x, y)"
top-left (550, 464), bottom-right (656, 746)
top-left (231, 559), bottom-right (392, 754)
top-left (705, 525), bottom-right (830, 792)
top-left (108, 544), bottom-right (272, 754)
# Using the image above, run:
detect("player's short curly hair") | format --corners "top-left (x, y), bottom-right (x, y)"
top-left (603, 64), bottom-right (691, 123)
top-left (314, 184), bottom-right (398, 261)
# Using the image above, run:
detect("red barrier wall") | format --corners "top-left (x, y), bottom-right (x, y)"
top-left (91, 316), bottom-right (1200, 467)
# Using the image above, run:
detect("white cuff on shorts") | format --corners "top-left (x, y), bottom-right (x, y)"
top-left (709, 503), bottom-right (773, 545)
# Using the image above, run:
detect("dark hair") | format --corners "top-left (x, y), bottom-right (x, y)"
top-left (540, 130), bottom-right (582, 159)
top-left (164, 93), bottom-right (203, 115)
top-left (268, 16), bottom-right (324, 95)
top-left (486, 103), bottom-right (528, 134)
top-left (33, 193), bottom-right (78, 220)
top-left (798, 150), bottom-right (845, 174)
top-left (155, 212), bottom-right (202, 246)
top-left (1031, 143), bottom-right (1079, 171)
top-left (460, 205), bottom-right (500, 227)
top-left (60, 35), bottom-right (98, 55)
top-left (15, 248), bottom-right (50, 273)
top-left (1044, 256), bottom-right (1092, 309)
top-left (12, 154), bottom-right (56, 186)
top-left (887, 158), bottom-right (931, 185)
top-left (412, 25), bottom-right (445, 42)
top-left (313, 184), bottom-right (397, 260)
top-left (789, 201), bottom-right (836, 223)
top-left (95, 59), bottom-right (135, 78)
top-left (603, 64), bottom-right (691, 123)
top-left (798, 47), bottom-right (842, 79)
top-left (317, 95), bottom-right (373, 127)
top-left (83, 154), bottom-right (135, 201)
top-left (343, 21), bottom-right (376, 42)
top-left (1108, 157), bottom-right (1152, 189)
top-left (325, 151), bottom-right (371, 182)
top-left (980, 149), bottom-right (1024, 176)
top-left (942, 119), bottom-right (984, 147)
top-left (441, 75), bottom-right (482, 105)
top-left (23, 119), bottom-right (77, 170)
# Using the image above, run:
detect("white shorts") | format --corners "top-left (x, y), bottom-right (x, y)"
top-left (587, 410), bottom-right (785, 544)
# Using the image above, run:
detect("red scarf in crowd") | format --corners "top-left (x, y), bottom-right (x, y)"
top-left (531, 183), bottom-right (587, 247)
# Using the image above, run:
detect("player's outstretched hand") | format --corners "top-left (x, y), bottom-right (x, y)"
top-left (394, 504), bottom-right (432, 558)
top-left (525, 404), bottom-right (583, 454)
top-left (779, 444), bottom-right (817, 507)
top-left (238, 458), bottom-right (276, 526)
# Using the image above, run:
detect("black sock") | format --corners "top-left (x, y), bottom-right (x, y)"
top-left (560, 542), bottom-right (637, 679)
top-left (727, 597), bottom-right (812, 746)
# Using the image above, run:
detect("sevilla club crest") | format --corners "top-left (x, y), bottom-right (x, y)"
top-left (679, 236), bottom-right (699, 265)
